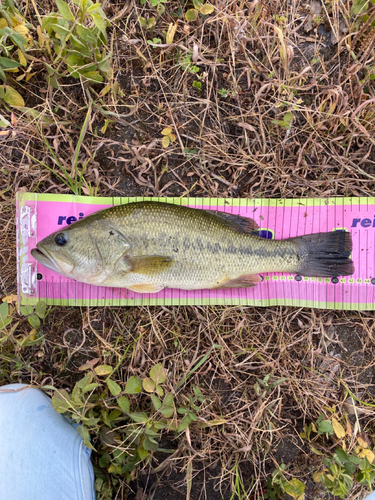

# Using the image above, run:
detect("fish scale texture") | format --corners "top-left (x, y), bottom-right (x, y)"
top-left (72, 202), bottom-right (302, 289)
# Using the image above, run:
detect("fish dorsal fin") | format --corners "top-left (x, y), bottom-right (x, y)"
top-left (206, 210), bottom-right (259, 233)
top-left (124, 255), bottom-right (173, 275)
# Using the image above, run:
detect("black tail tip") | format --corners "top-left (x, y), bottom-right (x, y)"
top-left (296, 231), bottom-right (354, 278)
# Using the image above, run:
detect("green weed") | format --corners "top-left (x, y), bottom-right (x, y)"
top-left (18, 301), bottom-right (48, 346)
top-left (161, 126), bottom-right (176, 148)
top-left (185, 0), bottom-right (214, 22)
top-left (180, 51), bottom-right (200, 75)
top-left (0, 0), bottom-right (30, 106)
top-left (0, 299), bottom-right (49, 382)
top-left (25, 103), bottom-right (93, 195)
top-left (41, 360), bottom-right (212, 496)
top-left (0, 0), bottom-right (111, 106)
top-left (351, 0), bottom-right (375, 22)
top-left (147, 37), bottom-right (162, 46)
top-left (218, 88), bottom-right (240, 98)
top-left (301, 415), bottom-right (375, 498)
top-left (184, 147), bottom-right (198, 160)
top-left (271, 112), bottom-right (294, 130)
top-left (41, 0), bottom-right (110, 85)
top-left (264, 464), bottom-right (305, 500)
top-left (139, 16), bottom-right (156, 30)
top-left (141, 0), bottom-right (168, 16)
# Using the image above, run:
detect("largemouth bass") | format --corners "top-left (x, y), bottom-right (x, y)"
top-left (31, 201), bottom-right (354, 293)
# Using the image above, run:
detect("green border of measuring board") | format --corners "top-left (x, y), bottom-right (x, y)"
top-left (19, 296), bottom-right (375, 311)
top-left (17, 192), bottom-right (375, 207)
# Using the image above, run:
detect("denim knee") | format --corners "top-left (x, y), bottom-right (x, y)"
top-left (0, 383), bottom-right (95, 500)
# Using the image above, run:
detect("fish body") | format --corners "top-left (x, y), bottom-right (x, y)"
top-left (31, 201), bottom-right (354, 293)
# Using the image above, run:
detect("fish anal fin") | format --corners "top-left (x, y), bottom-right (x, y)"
top-left (125, 255), bottom-right (173, 275)
top-left (213, 274), bottom-right (262, 289)
top-left (127, 283), bottom-right (164, 294)
top-left (207, 210), bottom-right (259, 233)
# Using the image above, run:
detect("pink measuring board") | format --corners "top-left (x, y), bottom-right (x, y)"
top-left (16, 192), bottom-right (375, 310)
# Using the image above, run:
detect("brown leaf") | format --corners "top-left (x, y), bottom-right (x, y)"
top-left (332, 417), bottom-right (346, 439)
top-left (358, 432), bottom-right (372, 448)
top-left (79, 358), bottom-right (100, 371)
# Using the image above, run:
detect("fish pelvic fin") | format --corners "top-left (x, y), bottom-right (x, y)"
top-left (206, 210), bottom-right (259, 233)
top-left (213, 274), bottom-right (262, 289)
top-left (124, 255), bottom-right (173, 275)
top-left (127, 283), bottom-right (164, 293)
top-left (292, 231), bottom-right (354, 277)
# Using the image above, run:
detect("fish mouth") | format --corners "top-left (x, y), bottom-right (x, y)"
top-left (31, 246), bottom-right (73, 275)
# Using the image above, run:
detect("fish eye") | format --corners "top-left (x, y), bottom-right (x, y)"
top-left (55, 233), bottom-right (68, 246)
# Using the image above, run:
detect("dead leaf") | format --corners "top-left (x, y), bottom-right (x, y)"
top-left (346, 419), bottom-right (352, 437)
top-left (311, 0), bottom-right (322, 16)
top-left (356, 445), bottom-right (375, 463)
top-left (332, 416), bottom-right (346, 439)
top-left (79, 358), bottom-right (100, 371)
top-left (0, 130), bottom-right (10, 140)
top-left (166, 22), bottom-right (178, 44)
top-left (357, 432), bottom-right (372, 448)
top-left (2, 295), bottom-right (18, 303)
top-left (238, 121), bottom-right (257, 132)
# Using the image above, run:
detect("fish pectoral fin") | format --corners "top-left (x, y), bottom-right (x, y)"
top-left (125, 255), bottom-right (173, 275)
top-left (127, 283), bottom-right (164, 293)
top-left (213, 274), bottom-right (262, 289)
top-left (206, 210), bottom-right (259, 233)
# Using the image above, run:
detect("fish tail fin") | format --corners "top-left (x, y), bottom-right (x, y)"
top-left (293, 231), bottom-right (354, 277)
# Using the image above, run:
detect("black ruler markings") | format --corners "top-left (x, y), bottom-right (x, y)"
top-left (278, 200), bottom-right (286, 304)
top-left (325, 201), bottom-right (329, 310)
top-left (372, 227), bottom-right (375, 307)
top-left (343, 199), bottom-right (349, 310)
top-left (258, 200), bottom-right (264, 306)
top-left (261, 197), bottom-right (269, 307)
top-left (211, 197), bottom-right (218, 306)
top-left (367, 198), bottom-right (370, 308)
top-left (349, 198), bottom-right (354, 310)
top-left (311, 202), bottom-right (316, 307)
top-left (334, 200), bottom-right (337, 310)
top-left (358, 219), bottom-right (361, 307)
top-left (229, 198), bottom-right (234, 306)
top-left (296, 199), bottom-right (302, 308)
top-left (245, 198), bottom-right (250, 306)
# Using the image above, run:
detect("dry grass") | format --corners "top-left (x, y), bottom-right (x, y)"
top-left (1, 0), bottom-right (375, 498)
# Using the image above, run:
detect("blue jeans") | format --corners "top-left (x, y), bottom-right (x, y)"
top-left (0, 384), bottom-right (95, 500)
